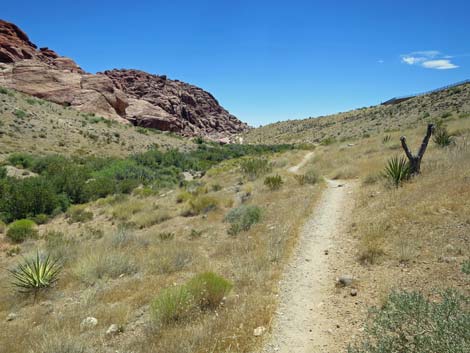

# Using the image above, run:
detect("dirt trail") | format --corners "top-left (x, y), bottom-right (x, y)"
top-left (263, 157), bottom-right (356, 353)
top-left (287, 151), bottom-right (315, 174)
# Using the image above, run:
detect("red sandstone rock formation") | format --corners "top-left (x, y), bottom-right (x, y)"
top-left (0, 19), bottom-right (249, 137)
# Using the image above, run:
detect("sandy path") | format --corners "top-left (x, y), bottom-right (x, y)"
top-left (287, 151), bottom-right (315, 173)
top-left (262, 171), bottom-right (356, 352)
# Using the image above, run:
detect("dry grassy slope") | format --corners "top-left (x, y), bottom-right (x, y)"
top-left (0, 149), bottom-right (322, 353)
top-left (0, 87), bottom-right (194, 160)
top-left (244, 83), bottom-right (470, 144)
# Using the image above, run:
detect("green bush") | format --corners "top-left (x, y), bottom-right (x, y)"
top-left (151, 285), bottom-right (194, 326)
top-left (239, 158), bottom-right (271, 179)
top-left (348, 290), bottom-right (470, 353)
top-left (224, 205), bottom-right (262, 235)
top-left (66, 205), bottom-right (93, 223)
top-left (0, 176), bottom-right (61, 222)
top-left (187, 272), bottom-right (232, 310)
top-left (264, 174), bottom-right (283, 190)
top-left (0, 166), bottom-right (6, 179)
top-left (6, 219), bottom-right (38, 243)
top-left (7, 153), bottom-right (36, 169)
top-left (9, 251), bottom-right (61, 294)
top-left (14, 109), bottom-right (27, 119)
top-left (383, 156), bottom-right (410, 187)
top-left (31, 213), bottom-right (49, 225)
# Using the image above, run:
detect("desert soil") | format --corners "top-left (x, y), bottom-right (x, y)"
top-left (263, 155), bottom-right (358, 353)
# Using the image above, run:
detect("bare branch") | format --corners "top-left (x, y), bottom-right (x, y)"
top-left (400, 136), bottom-right (414, 160)
top-left (417, 124), bottom-right (434, 159)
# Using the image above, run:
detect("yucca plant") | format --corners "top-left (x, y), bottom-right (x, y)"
top-left (384, 156), bottom-right (410, 187)
top-left (264, 174), bottom-right (283, 190)
top-left (9, 251), bottom-right (61, 295)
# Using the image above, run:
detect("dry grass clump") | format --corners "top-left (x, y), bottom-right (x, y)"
top-left (357, 223), bottom-right (386, 265)
top-left (133, 210), bottom-right (171, 229)
top-left (66, 205), bottom-right (93, 223)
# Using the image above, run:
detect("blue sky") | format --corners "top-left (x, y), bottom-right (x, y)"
top-left (3, 0), bottom-right (470, 126)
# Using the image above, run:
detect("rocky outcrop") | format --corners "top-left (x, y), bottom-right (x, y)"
top-left (102, 69), bottom-right (249, 137)
top-left (0, 19), bottom-right (249, 137)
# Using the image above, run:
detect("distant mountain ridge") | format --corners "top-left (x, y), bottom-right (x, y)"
top-left (0, 19), bottom-right (249, 138)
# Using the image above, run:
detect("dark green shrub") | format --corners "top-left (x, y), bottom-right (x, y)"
top-left (7, 153), bottom-right (36, 169)
top-left (186, 272), bottom-right (232, 309)
top-left (6, 219), bottom-right (38, 242)
top-left (348, 290), bottom-right (470, 353)
top-left (383, 156), bottom-right (410, 187)
top-left (264, 174), bottom-right (283, 190)
top-left (0, 166), bottom-right (6, 179)
top-left (0, 177), bottom-right (60, 222)
top-left (224, 205), bottom-right (262, 235)
top-left (462, 260), bottom-right (470, 275)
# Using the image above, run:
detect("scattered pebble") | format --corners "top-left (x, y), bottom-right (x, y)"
top-left (253, 326), bottom-right (266, 337)
top-left (6, 313), bottom-right (17, 322)
top-left (336, 275), bottom-right (354, 287)
top-left (106, 324), bottom-right (121, 337)
top-left (350, 288), bottom-right (358, 296)
top-left (81, 316), bottom-right (98, 330)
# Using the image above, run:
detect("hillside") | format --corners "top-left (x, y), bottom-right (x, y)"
top-left (0, 19), bottom-right (248, 138)
top-left (244, 82), bottom-right (470, 144)
top-left (0, 86), bottom-right (193, 160)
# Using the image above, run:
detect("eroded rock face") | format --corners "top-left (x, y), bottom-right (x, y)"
top-left (103, 69), bottom-right (249, 137)
top-left (0, 19), bottom-right (249, 137)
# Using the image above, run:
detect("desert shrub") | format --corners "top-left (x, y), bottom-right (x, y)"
top-left (13, 109), bottom-right (27, 119)
top-left (362, 173), bottom-right (381, 185)
top-left (189, 229), bottom-right (203, 239)
top-left (264, 174), bottom-right (283, 190)
top-left (6, 219), bottom-right (38, 243)
top-left (9, 251), bottom-right (61, 294)
top-left (7, 152), bottom-right (36, 169)
top-left (66, 205), bottom-right (93, 223)
top-left (383, 156), bottom-right (410, 187)
top-left (152, 247), bottom-right (192, 274)
top-left (320, 136), bottom-right (336, 146)
top-left (440, 111), bottom-right (452, 119)
top-left (211, 183), bottom-right (222, 191)
top-left (176, 190), bottom-right (192, 203)
top-left (303, 168), bottom-right (320, 184)
top-left (0, 176), bottom-right (61, 222)
top-left (382, 134), bottom-right (391, 144)
top-left (134, 211), bottom-right (171, 229)
top-left (159, 232), bottom-right (175, 241)
top-left (348, 290), bottom-right (470, 353)
top-left (433, 124), bottom-right (454, 147)
top-left (0, 220), bottom-right (6, 233)
top-left (151, 285), bottom-right (194, 326)
top-left (0, 166), bottom-right (6, 179)
top-left (462, 260), bottom-right (470, 275)
top-left (111, 200), bottom-right (145, 220)
top-left (31, 213), bottom-right (49, 225)
top-left (239, 158), bottom-right (271, 179)
top-left (184, 195), bottom-right (218, 216)
top-left (187, 272), bottom-right (233, 310)
top-left (224, 205), bottom-right (262, 235)
top-left (74, 250), bottom-right (137, 284)
top-left (44, 231), bottom-right (76, 261)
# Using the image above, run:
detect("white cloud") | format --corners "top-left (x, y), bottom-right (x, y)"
top-left (422, 60), bottom-right (459, 70)
top-left (377, 59), bottom-right (384, 64)
top-left (401, 50), bottom-right (458, 70)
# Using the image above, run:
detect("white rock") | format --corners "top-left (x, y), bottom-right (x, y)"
top-left (6, 313), bottom-right (17, 321)
top-left (106, 324), bottom-right (120, 337)
top-left (253, 326), bottom-right (266, 336)
top-left (81, 316), bottom-right (98, 330)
